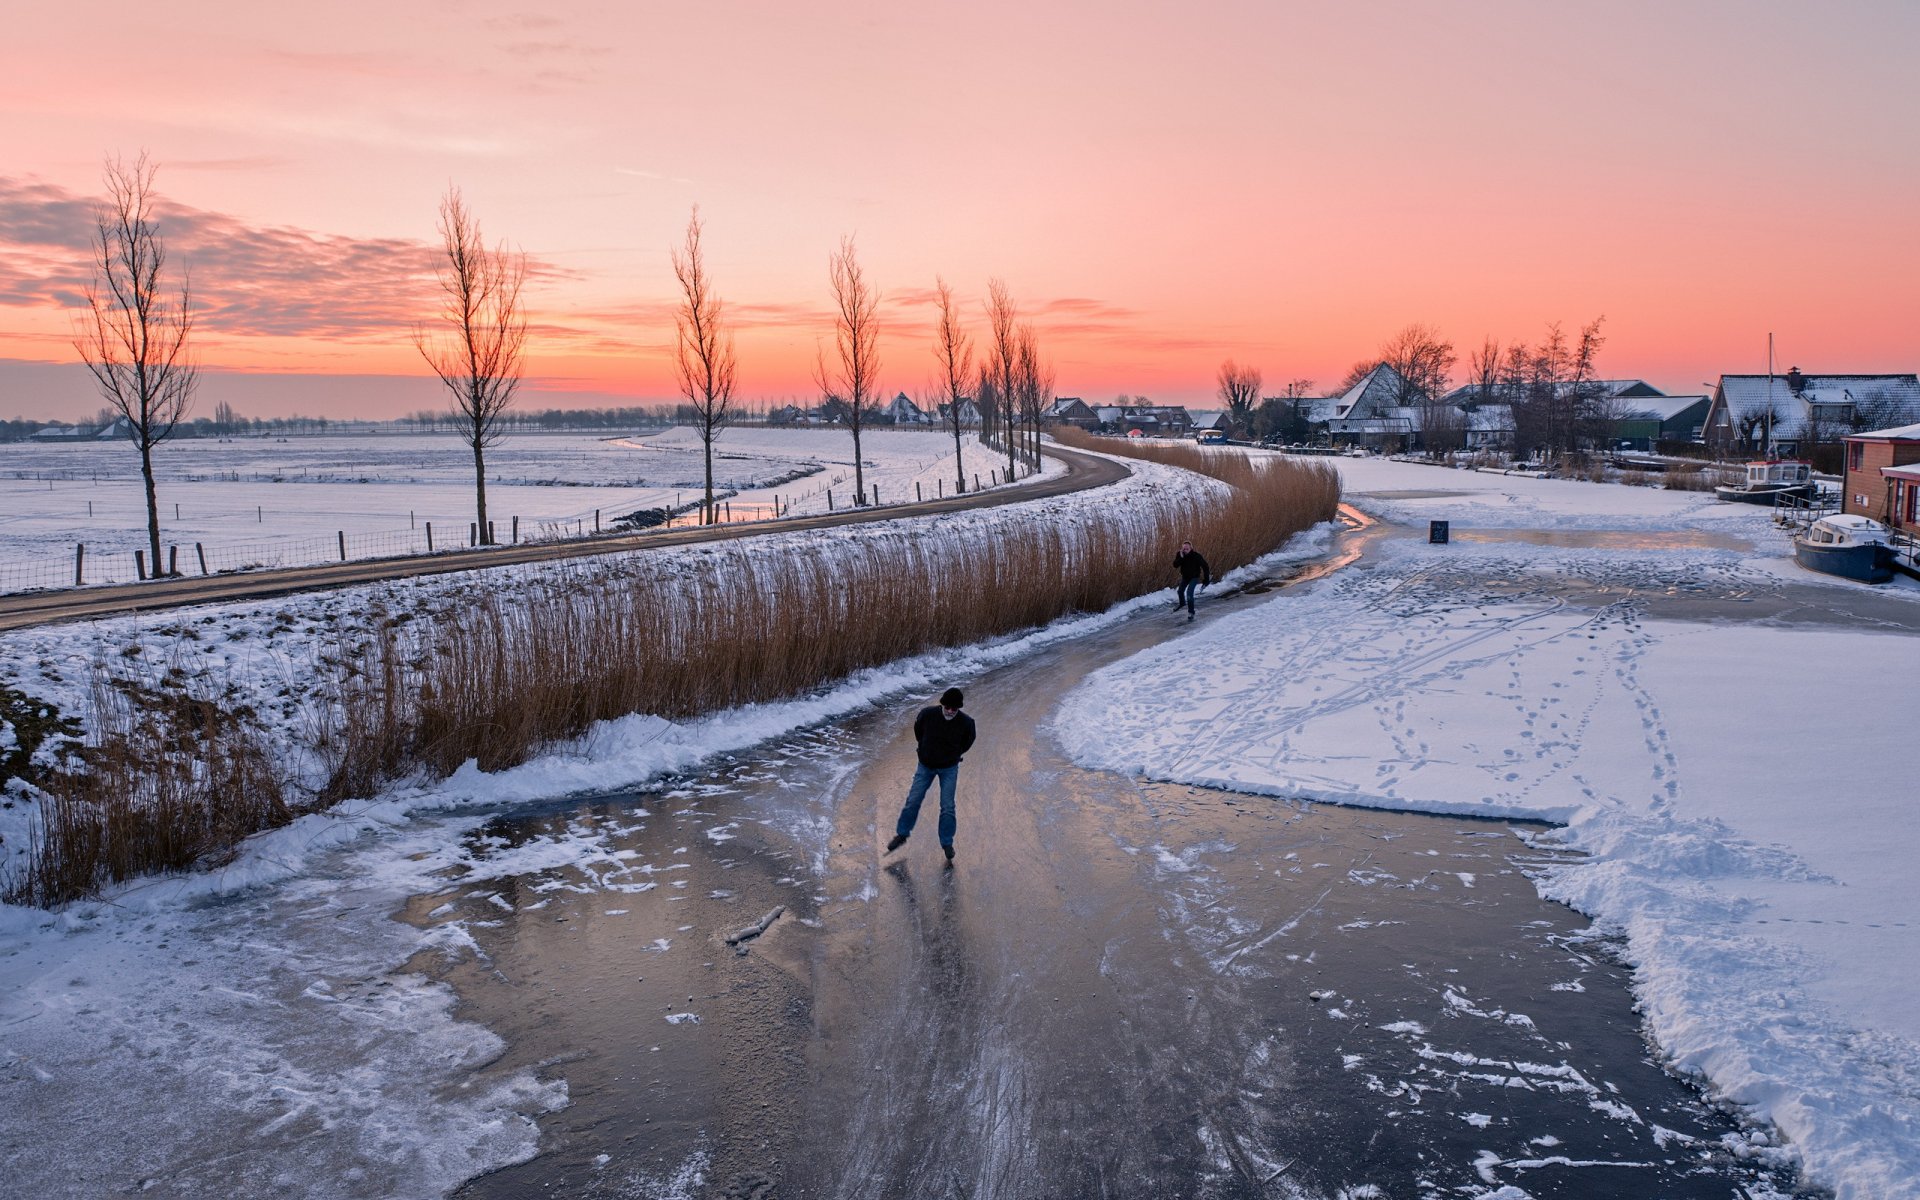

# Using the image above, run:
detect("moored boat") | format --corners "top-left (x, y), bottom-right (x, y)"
top-left (1793, 514), bottom-right (1896, 584)
top-left (1715, 459), bottom-right (1816, 505)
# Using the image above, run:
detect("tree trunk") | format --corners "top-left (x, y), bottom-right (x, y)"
top-left (952, 421), bottom-right (965, 494)
top-left (473, 441), bottom-right (491, 545)
top-left (704, 439), bottom-right (716, 524)
top-left (141, 442), bottom-right (162, 572)
top-left (852, 427), bottom-right (866, 505)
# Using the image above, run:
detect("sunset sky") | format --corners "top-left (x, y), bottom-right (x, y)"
top-left (3, 1), bottom-right (1917, 421)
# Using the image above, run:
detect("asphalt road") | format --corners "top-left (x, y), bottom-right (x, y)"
top-left (0, 445), bottom-right (1127, 633)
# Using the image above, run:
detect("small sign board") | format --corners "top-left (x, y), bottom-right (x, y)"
top-left (1429, 520), bottom-right (1450, 545)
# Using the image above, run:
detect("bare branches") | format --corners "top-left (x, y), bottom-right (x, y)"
top-left (673, 207), bottom-right (737, 523)
top-left (818, 236), bottom-right (881, 503)
top-left (414, 187), bottom-right (526, 543)
top-left (932, 277), bottom-right (973, 492)
top-left (984, 278), bottom-right (1019, 474)
top-left (73, 152), bottom-right (198, 572)
top-left (1217, 360), bottom-right (1263, 438)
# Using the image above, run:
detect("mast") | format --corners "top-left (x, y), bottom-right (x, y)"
top-left (1766, 332), bottom-right (1775, 455)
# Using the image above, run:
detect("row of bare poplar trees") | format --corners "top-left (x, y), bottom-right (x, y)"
top-left (71, 154), bottom-right (1062, 563)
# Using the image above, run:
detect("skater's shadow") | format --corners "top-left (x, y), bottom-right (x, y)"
top-left (883, 860), bottom-right (969, 993)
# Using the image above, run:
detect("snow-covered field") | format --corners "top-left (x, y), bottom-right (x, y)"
top-left (1055, 454), bottom-right (1920, 1200)
top-left (0, 427), bottom-right (1047, 591)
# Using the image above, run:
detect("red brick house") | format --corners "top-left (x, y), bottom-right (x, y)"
top-left (1841, 423), bottom-right (1920, 535)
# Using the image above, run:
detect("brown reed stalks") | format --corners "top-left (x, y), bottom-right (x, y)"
top-left (324, 437), bottom-right (1339, 792)
top-left (7, 666), bottom-right (288, 907)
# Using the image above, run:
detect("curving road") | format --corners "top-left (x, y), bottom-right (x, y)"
top-left (0, 446), bottom-right (1127, 633)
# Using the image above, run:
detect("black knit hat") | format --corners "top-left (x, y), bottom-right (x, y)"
top-left (939, 687), bottom-right (964, 709)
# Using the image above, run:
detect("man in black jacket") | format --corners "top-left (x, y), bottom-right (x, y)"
top-left (886, 687), bottom-right (976, 863)
top-left (1174, 539), bottom-right (1211, 621)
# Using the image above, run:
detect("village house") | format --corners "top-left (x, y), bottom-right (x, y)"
top-left (1840, 423), bottom-right (1920, 537)
top-left (1042, 397), bottom-right (1098, 430)
top-left (1702, 369), bottom-right (1920, 454)
top-left (878, 392), bottom-right (931, 425)
top-left (1091, 404), bottom-right (1193, 437)
top-left (1610, 394), bottom-right (1711, 450)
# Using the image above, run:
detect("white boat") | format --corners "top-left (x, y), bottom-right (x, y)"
top-left (1793, 515), bottom-right (1896, 584)
top-left (1715, 459), bottom-right (1816, 506)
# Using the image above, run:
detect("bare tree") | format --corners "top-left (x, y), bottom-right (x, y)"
top-left (1216, 360), bottom-right (1262, 438)
top-left (983, 279), bottom-right (1020, 479)
top-left (817, 236), bottom-right (882, 505)
top-left (1014, 323), bottom-right (1052, 463)
top-left (1467, 338), bottom-right (1503, 405)
top-left (672, 208), bottom-right (737, 524)
top-left (414, 188), bottom-right (527, 545)
top-left (931, 277), bottom-right (973, 493)
top-left (74, 153), bottom-right (198, 576)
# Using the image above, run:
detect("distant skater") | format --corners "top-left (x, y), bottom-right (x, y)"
top-left (886, 687), bottom-right (976, 864)
top-left (1173, 539), bottom-right (1211, 621)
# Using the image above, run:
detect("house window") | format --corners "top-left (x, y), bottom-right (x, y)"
top-left (1908, 482), bottom-right (1918, 525)
top-left (1848, 441), bottom-right (1864, 471)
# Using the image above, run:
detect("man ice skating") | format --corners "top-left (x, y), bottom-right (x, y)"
top-left (1173, 539), bottom-right (1211, 621)
top-left (886, 687), bottom-right (976, 864)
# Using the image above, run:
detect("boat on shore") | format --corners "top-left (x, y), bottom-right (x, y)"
top-left (1793, 515), bottom-right (1896, 584)
top-left (1715, 459), bottom-right (1817, 505)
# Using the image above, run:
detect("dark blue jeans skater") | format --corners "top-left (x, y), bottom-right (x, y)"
top-left (895, 763), bottom-right (958, 847)
top-left (1177, 577), bottom-right (1202, 614)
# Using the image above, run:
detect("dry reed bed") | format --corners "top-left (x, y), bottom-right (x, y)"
top-left (12, 443), bottom-right (1338, 905)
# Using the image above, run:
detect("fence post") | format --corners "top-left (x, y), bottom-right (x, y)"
top-left (871, 485), bottom-right (878, 506)
top-left (512, 516), bottom-right (519, 543)
top-left (725, 501), bottom-right (732, 522)
top-left (426, 522), bottom-right (434, 552)
top-left (167, 545), bottom-right (178, 576)
top-left (470, 522), bottom-right (477, 546)
top-left (338, 531), bottom-right (347, 562)
top-left (74, 543), bottom-right (84, 586)
top-left (827, 491), bottom-right (834, 511)
top-left (974, 473), bottom-right (981, 491)
top-left (258, 506), bottom-right (263, 523)
top-left (594, 509), bottom-right (600, 533)
top-left (488, 520), bottom-right (495, 545)
top-left (135, 550), bottom-right (146, 581)
top-left (196, 543), bottom-right (208, 575)
top-left (916, 481), bottom-right (922, 502)
top-left (88, 500), bottom-right (93, 518)
top-left (410, 510), bottom-right (416, 529)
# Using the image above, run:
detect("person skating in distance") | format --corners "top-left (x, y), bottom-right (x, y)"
top-left (885, 687), bottom-right (976, 864)
top-left (1173, 538), bottom-right (1211, 621)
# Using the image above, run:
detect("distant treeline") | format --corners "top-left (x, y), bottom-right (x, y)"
top-left (0, 400), bottom-right (816, 443)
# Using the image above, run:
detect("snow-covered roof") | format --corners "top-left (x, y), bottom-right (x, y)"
top-left (1332, 363), bottom-right (1415, 420)
top-left (1850, 422), bottom-right (1920, 441)
top-left (1467, 404), bottom-right (1513, 432)
top-left (1625, 394), bottom-right (1709, 421)
top-left (1882, 462), bottom-right (1920, 481)
top-left (1716, 374), bottom-right (1920, 425)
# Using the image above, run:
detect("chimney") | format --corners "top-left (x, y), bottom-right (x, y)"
top-left (1786, 367), bottom-right (1806, 395)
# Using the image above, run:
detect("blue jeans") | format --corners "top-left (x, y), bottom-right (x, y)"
top-left (895, 763), bottom-right (959, 847)
top-left (1177, 578), bottom-right (1201, 613)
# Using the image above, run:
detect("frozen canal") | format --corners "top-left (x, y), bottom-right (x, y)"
top-left (414, 516), bottom-right (1811, 1199)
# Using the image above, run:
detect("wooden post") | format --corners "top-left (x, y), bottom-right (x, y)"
top-left (135, 550), bottom-right (146, 581)
top-left (196, 543), bottom-right (208, 575)
top-left (258, 506), bottom-right (262, 523)
top-left (827, 491), bottom-right (834, 511)
top-left (512, 516), bottom-right (519, 543)
top-left (594, 509), bottom-right (600, 533)
top-left (470, 522), bottom-right (477, 546)
top-left (426, 522), bottom-right (434, 552)
top-left (871, 485), bottom-right (878, 506)
top-left (338, 531), bottom-right (347, 562)
top-left (88, 500), bottom-right (93, 518)
top-left (916, 481), bottom-right (922, 502)
top-left (488, 520), bottom-right (495, 545)
top-left (974, 473), bottom-right (981, 491)
top-left (410, 510), bottom-right (415, 529)
top-left (74, 543), bottom-right (84, 586)
top-left (167, 545), bottom-right (178, 576)
top-left (725, 501), bottom-right (732, 522)
top-left (174, 502), bottom-right (180, 520)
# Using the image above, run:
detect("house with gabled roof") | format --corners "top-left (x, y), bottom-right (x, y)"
top-left (1703, 369), bottom-right (1920, 453)
top-left (879, 392), bottom-right (931, 425)
top-left (1043, 397), bottom-right (1097, 429)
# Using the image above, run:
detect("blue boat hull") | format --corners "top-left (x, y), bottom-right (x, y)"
top-left (1793, 539), bottom-right (1895, 584)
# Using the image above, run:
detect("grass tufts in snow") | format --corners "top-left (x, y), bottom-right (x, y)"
top-left (321, 440), bottom-right (1340, 791)
top-left (7, 665), bottom-right (289, 907)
